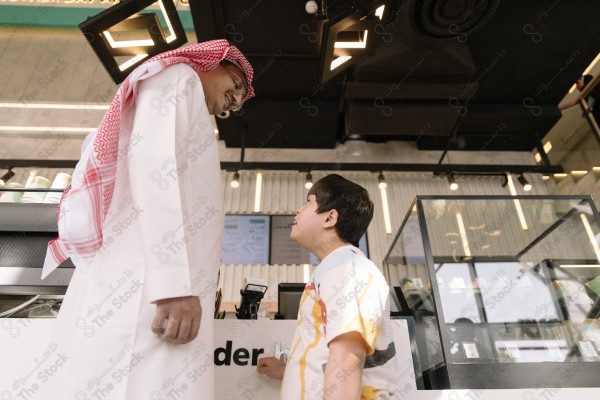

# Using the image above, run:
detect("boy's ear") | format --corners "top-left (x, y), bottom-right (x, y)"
top-left (323, 209), bottom-right (338, 228)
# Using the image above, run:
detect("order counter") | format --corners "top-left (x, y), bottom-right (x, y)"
top-left (1, 318), bottom-right (599, 399)
top-left (1, 198), bottom-right (600, 396)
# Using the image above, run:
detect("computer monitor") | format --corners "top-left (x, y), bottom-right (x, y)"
top-left (277, 283), bottom-right (306, 319)
top-left (221, 215), bottom-right (270, 265)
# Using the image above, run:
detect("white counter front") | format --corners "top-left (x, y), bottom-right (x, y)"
top-left (0, 318), bottom-right (598, 399)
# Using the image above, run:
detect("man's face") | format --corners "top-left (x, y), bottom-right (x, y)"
top-left (197, 63), bottom-right (247, 115)
top-left (290, 194), bottom-right (326, 247)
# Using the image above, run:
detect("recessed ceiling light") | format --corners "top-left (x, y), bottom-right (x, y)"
top-left (377, 172), bottom-right (387, 189)
top-left (456, 212), bottom-right (472, 257)
top-left (568, 83), bottom-right (577, 94)
top-left (518, 174), bottom-right (532, 191)
top-left (468, 224), bottom-right (486, 230)
top-left (0, 126), bottom-right (96, 133)
top-left (118, 54), bottom-right (149, 72)
top-left (103, 31), bottom-right (154, 48)
top-left (0, 102), bottom-right (110, 110)
top-left (330, 55), bottom-right (352, 70)
top-left (230, 171), bottom-right (240, 189)
top-left (304, 172), bottom-right (313, 190)
top-left (79, 0), bottom-right (186, 84)
top-left (380, 183), bottom-right (392, 234)
top-left (254, 172), bottom-right (262, 212)
top-left (334, 31), bottom-right (368, 49)
top-left (506, 174), bottom-right (529, 230)
top-left (448, 173), bottom-right (459, 191)
top-left (582, 52), bottom-right (600, 75)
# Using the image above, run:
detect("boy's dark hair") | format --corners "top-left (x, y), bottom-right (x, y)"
top-left (308, 174), bottom-right (374, 247)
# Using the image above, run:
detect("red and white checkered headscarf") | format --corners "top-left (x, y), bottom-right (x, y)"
top-left (42, 39), bottom-right (254, 278)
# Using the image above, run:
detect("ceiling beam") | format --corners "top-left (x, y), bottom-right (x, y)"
top-left (0, 159), bottom-right (562, 174)
top-left (220, 162), bottom-right (563, 174)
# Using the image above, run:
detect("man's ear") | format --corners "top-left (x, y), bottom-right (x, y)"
top-left (323, 209), bottom-right (338, 228)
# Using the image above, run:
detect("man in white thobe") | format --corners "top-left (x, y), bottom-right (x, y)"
top-left (34, 40), bottom-right (254, 399)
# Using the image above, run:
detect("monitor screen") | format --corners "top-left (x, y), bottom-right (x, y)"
top-left (221, 215), bottom-right (270, 264)
top-left (277, 282), bottom-right (306, 319)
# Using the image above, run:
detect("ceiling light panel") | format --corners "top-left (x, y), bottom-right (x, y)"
top-left (79, 0), bottom-right (186, 84)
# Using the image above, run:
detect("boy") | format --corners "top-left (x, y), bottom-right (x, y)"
top-left (257, 174), bottom-right (400, 399)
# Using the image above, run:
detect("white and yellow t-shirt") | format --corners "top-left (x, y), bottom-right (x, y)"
top-left (281, 245), bottom-right (401, 400)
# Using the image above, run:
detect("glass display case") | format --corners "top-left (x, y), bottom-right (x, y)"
top-left (383, 195), bottom-right (600, 389)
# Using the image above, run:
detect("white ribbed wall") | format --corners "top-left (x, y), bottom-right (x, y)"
top-left (2, 168), bottom-right (552, 309)
top-left (218, 170), bottom-right (549, 308)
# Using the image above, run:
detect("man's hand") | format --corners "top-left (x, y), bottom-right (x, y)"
top-left (256, 355), bottom-right (286, 380)
top-left (151, 296), bottom-right (202, 344)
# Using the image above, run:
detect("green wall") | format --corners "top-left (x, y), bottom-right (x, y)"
top-left (0, 5), bottom-right (195, 31)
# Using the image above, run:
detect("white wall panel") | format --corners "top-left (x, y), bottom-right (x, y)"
top-left (0, 167), bottom-right (553, 310)
top-left (218, 170), bottom-right (550, 308)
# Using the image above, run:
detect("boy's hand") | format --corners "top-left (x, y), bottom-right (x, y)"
top-left (256, 355), bottom-right (286, 380)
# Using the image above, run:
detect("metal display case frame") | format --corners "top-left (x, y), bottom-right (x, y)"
top-left (0, 202), bottom-right (74, 295)
top-left (384, 195), bottom-right (600, 389)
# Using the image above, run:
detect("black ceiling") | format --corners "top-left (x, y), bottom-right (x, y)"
top-left (188, 0), bottom-right (600, 151)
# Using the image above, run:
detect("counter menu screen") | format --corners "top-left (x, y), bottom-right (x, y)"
top-left (221, 215), bottom-right (270, 264)
top-left (220, 214), bottom-right (368, 265)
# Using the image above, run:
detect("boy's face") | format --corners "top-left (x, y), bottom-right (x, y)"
top-left (290, 194), bottom-right (325, 247)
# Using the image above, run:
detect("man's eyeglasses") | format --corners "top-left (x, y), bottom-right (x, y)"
top-left (224, 65), bottom-right (247, 112)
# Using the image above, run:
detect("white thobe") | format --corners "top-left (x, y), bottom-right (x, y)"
top-left (39, 64), bottom-right (223, 399)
